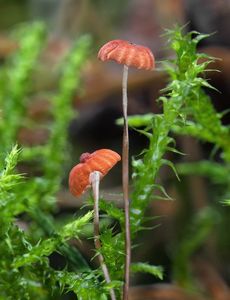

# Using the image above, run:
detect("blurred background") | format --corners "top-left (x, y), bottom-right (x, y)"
top-left (0, 0), bottom-right (230, 299)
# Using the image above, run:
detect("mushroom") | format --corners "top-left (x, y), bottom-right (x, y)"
top-left (69, 148), bottom-right (121, 300)
top-left (98, 39), bottom-right (155, 299)
top-left (69, 149), bottom-right (121, 197)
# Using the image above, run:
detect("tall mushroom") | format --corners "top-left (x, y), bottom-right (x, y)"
top-left (69, 149), bottom-right (121, 300)
top-left (98, 40), bottom-right (155, 300)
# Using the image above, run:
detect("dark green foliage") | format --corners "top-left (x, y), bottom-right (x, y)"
top-left (0, 147), bottom-right (59, 299)
top-left (129, 26), bottom-right (217, 234)
top-left (14, 211), bottom-right (93, 268)
top-left (0, 145), bottom-right (24, 233)
top-left (55, 270), bottom-right (109, 300)
top-left (177, 161), bottom-right (230, 185)
top-left (172, 207), bottom-right (218, 288)
top-left (28, 207), bottom-right (90, 271)
top-left (0, 22), bottom-right (45, 152)
top-left (0, 22), bottom-right (95, 299)
top-left (131, 263), bottom-right (163, 280)
top-left (20, 34), bottom-right (92, 210)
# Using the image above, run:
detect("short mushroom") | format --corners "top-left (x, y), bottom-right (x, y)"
top-left (69, 148), bottom-right (121, 300)
top-left (98, 39), bottom-right (155, 300)
top-left (69, 149), bottom-right (121, 197)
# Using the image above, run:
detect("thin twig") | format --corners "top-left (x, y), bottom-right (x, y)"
top-left (90, 171), bottom-right (117, 300)
top-left (122, 65), bottom-right (131, 300)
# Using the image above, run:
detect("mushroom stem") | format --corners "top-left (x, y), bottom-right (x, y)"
top-left (122, 65), bottom-right (131, 300)
top-left (90, 171), bottom-right (117, 300)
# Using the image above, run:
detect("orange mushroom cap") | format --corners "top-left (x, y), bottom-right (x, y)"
top-left (98, 39), bottom-right (155, 71)
top-left (69, 149), bottom-right (121, 197)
